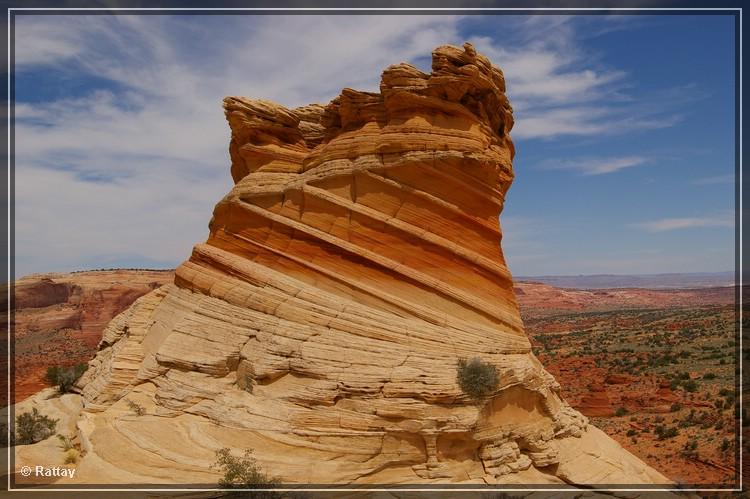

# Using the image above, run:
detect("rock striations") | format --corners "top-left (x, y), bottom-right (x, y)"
top-left (18, 43), bottom-right (671, 486)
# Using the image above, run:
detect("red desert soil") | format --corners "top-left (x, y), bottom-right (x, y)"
top-left (514, 281), bottom-right (735, 315)
top-left (6, 271), bottom-right (740, 486)
top-left (517, 281), bottom-right (739, 487)
top-left (4, 269), bottom-right (174, 404)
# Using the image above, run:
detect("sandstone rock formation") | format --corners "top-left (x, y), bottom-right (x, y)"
top-left (14, 43), bottom-right (672, 486)
top-left (6, 270), bottom-right (174, 403)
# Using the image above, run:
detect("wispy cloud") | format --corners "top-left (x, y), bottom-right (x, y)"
top-left (12, 14), bottom-right (715, 277)
top-left (692, 174), bottom-right (734, 185)
top-left (542, 155), bottom-right (648, 175)
top-left (13, 14), bottom-right (463, 277)
top-left (632, 213), bottom-right (734, 232)
top-left (467, 17), bottom-right (690, 140)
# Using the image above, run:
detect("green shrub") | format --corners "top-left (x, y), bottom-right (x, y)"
top-left (682, 439), bottom-right (698, 458)
top-left (626, 429), bottom-right (637, 437)
top-left (456, 357), bottom-right (499, 402)
top-left (655, 425), bottom-right (679, 440)
top-left (213, 447), bottom-right (279, 491)
top-left (56, 434), bottom-right (74, 451)
top-left (670, 403), bottom-right (682, 412)
top-left (15, 408), bottom-right (57, 445)
top-left (615, 407), bottom-right (628, 417)
top-left (683, 380), bottom-right (699, 392)
top-left (45, 363), bottom-right (88, 394)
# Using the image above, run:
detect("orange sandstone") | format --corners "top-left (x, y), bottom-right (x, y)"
top-left (14, 44), bottom-right (672, 487)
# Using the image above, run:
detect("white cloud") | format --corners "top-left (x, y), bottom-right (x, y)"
top-left (543, 155), bottom-right (648, 176)
top-left (466, 17), bottom-right (686, 140)
top-left (632, 214), bottom-right (734, 232)
top-left (14, 17), bottom-right (84, 66)
top-left (13, 14), bottom-right (463, 277)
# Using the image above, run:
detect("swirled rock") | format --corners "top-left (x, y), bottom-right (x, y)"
top-left (19, 43), bottom-right (672, 486)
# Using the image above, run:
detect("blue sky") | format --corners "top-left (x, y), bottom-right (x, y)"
top-left (13, 14), bottom-right (736, 278)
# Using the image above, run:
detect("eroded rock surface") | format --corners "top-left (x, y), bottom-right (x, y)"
top-left (17, 43), bottom-right (672, 486)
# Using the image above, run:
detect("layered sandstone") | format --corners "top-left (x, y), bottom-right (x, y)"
top-left (15, 43), bottom-right (671, 486)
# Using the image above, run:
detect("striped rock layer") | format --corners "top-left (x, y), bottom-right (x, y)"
top-left (73, 43), bottom-right (671, 485)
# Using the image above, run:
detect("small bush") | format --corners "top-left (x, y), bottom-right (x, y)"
top-left (670, 403), bottom-right (682, 412)
top-left (126, 400), bottom-right (145, 416)
top-left (626, 429), bottom-right (637, 437)
top-left (683, 380), bottom-right (699, 393)
top-left (655, 425), bottom-right (679, 440)
top-left (64, 449), bottom-right (78, 464)
top-left (56, 434), bottom-right (74, 451)
top-left (456, 357), bottom-right (499, 402)
top-left (15, 408), bottom-right (58, 445)
top-left (615, 407), bottom-right (628, 417)
top-left (213, 447), bottom-right (279, 490)
top-left (703, 372), bottom-right (716, 380)
top-left (45, 363), bottom-right (88, 394)
top-left (682, 439), bottom-right (698, 458)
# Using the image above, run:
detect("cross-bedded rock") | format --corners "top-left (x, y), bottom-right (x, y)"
top-left (36, 43), bottom-right (672, 486)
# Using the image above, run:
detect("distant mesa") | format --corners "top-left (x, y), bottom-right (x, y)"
top-left (517, 271), bottom-right (735, 290)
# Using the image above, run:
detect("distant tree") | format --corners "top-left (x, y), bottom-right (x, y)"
top-left (655, 425), bottom-right (679, 440)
